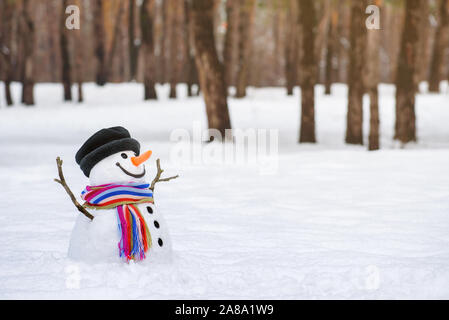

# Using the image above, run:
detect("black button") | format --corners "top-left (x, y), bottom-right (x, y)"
top-left (146, 206), bottom-right (153, 214)
top-left (158, 238), bottom-right (163, 247)
top-left (154, 221), bottom-right (160, 228)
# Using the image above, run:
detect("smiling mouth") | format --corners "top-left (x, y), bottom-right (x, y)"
top-left (116, 162), bottom-right (146, 178)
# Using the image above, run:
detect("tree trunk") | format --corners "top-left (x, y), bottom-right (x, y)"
top-left (184, 0), bottom-right (198, 97)
top-left (191, 0), bottom-right (232, 138)
top-left (428, 0), bottom-right (449, 93)
top-left (93, 0), bottom-right (106, 86)
top-left (314, 0), bottom-right (331, 84)
top-left (168, 0), bottom-right (183, 99)
top-left (417, 0), bottom-right (430, 84)
top-left (21, 0), bottom-right (35, 106)
top-left (185, 0), bottom-right (193, 97)
top-left (128, 0), bottom-right (138, 81)
top-left (345, 0), bottom-right (367, 145)
top-left (394, 0), bottom-right (422, 143)
top-left (324, 8), bottom-right (338, 95)
top-left (60, 0), bottom-right (72, 101)
top-left (385, 3), bottom-right (404, 84)
top-left (285, 0), bottom-right (299, 96)
top-left (368, 87), bottom-right (380, 150)
top-left (365, 1), bottom-right (382, 151)
top-left (297, 0), bottom-right (317, 143)
top-left (1, 56), bottom-right (4, 107)
top-left (223, 0), bottom-right (238, 91)
top-left (272, 0), bottom-right (283, 79)
top-left (160, 0), bottom-right (170, 84)
top-left (5, 82), bottom-right (13, 106)
top-left (0, 0), bottom-right (15, 106)
top-left (235, 0), bottom-right (256, 98)
top-left (73, 0), bottom-right (84, 103)
top-left (140, 0), bottom-right (158, 100)
top-left (168, 0), bottom-right (177, 98)
top-left (336, 3), bottom-right (349, 84)
top-left (105, 1), bottom-right (126, 82)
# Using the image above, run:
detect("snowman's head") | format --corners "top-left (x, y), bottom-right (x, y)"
top-left (88, 149), bottom-right (152, 185)
top-left (76, 126), bottom-right (152, 185)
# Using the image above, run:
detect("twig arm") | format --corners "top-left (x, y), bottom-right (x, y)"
top-left (54, 157), bottom-right (94, 220)
top-left (150, 158), bottom-right (179, 191)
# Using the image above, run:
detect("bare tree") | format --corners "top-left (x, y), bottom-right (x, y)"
top-left (0, 0), bottom-right (16, 106)
top-left (168, 0), bottom-right (184, 99)
top-left (324, 2), bottom-right (338, 95)
top-left (417, 0), bottom-right (431, 85)
top-left (191, 0), bottom-right (232, 138)
top-left (314, 0), bottom-right (331, 83)
top-left (383, 3), bottom-right (404, 84)
top-left (93, 0), bottom-right (106, 86)
top-left (223, 0), bottom-right (238, 91)
top-left (160, 0), bottom-right (170, 84)
top-left (140, 0), bottom-right (158, 100)
top-left (21, 0), bottom-right (35, 106)
top-left (272, 0), bottom-right (283, 78)
top-left (336, 2), bottom-right (350, 84)
top-left (428, 0), bottom-right (449, 93)
top-left (128, 0), bottom-right (139, 81)
top-left (366, 0), bottom-right (383, 151)
top-left (73, 0), bottom-right (84, 103)
top-left (105, 0), bottom-right (126, 82)
top-left (92, 0), bottom-right (126, 86)
top-left (285, 0), bottom-right (299, 96)
top-left (345, 0), bottom-right (367, 145)
top-left (60, 0), bottom-right (72, 101)
top-left (394, 0), bottom-right (422, 143)
top-left (297, 0), bottom-right (317, 143)
top-left (235, 0), bottom-right (256, 98)
top-left (184, 0), bottom-right (198, 97)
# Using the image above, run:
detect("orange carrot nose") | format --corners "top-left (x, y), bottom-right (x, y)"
top-left (131, 150), bottom-right (152, 167)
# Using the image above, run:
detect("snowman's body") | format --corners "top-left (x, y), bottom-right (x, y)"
top-left (68, 149), bottom-right (172, 263)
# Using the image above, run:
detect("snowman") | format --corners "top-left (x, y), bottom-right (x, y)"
top-left (58, 126), bottom-right (177, 263)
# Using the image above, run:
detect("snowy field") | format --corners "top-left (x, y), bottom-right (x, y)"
top-left (0, 82), bottom-right (448, 299)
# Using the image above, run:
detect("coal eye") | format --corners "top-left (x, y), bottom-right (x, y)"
top-left (121, 153), bottom-right (128, 159)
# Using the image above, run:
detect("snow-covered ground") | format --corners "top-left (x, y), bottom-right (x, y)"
top-left (0, 82), bottom-right (448, 299)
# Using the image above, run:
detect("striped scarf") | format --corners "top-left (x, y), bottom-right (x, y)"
top-left (81, 182), bottom-right (153, 261)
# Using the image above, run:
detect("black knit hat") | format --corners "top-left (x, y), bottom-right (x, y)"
top-left (76, 126), bottom-right (140, 177)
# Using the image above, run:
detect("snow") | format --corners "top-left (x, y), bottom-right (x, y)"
top-left (0, 82), bottom-right (448, 299)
